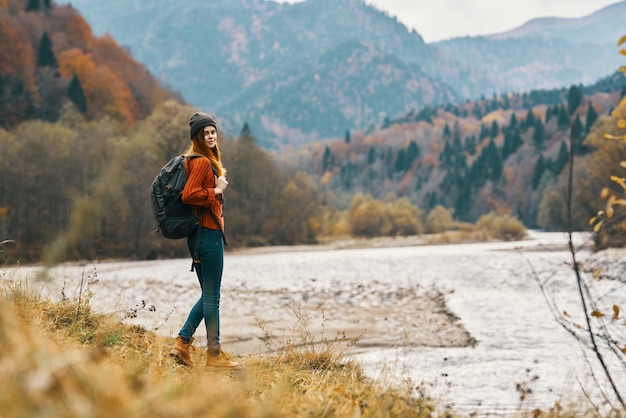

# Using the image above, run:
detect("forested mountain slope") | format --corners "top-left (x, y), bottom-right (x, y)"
top-left (56, 0), bottom-right (625, 146)
top-left (286, 73), bottom-right (626, 230)
top-left (0, 0), bottom-right (175, 129)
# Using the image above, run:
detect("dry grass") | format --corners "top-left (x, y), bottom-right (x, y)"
top-left (2, 273), bottom-right (617, 418)
top-left (0, 278), bottom-right (438, 418)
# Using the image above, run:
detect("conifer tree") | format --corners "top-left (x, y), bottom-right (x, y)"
top-left (394, 149), bottom-right (406, 172)
top-left (485, 138), bottom-right (502, 180)
top-left (585, 102), bottom-right (598, 134)
top-left (567, 84), bottom-right (583, 116)
top-left (464, 136), bottom-right (477, 155)
top-left (490, 121), bottom-right (499, 138)
top-left (67, 74), bottom-right (87, 113)
top-left (344, 129), bottom-right (351, 144)
top-left (452, 134), bottom-right (462, 153)
top-left (509, 113), bottom-right (518, 130)
top-left (571, 115), bottom-right (587, 155)
top-left (557, 104), bottom-right (570, 128)
top-left (43, 0), bottom-right (52, 8)
top-left (454, 185), bottom-right (472, 221)
top-left (341, 161), bottom-right (353, 188)
top-left (439, 141), bottom-right (452, 167)
top-left (239, 122), bottom-right (254, 142)
top-left (443, 123), bottom-right (451, 138)
top-left (472, 105), bottom-right (482, 119)
top-left (532, 119), bottom-right (545, 149)
top-left (385, 147), bottom-right (393, 179)
top-left (322, 146), bottom-right (333, 171)
top-left (554, 140), bottom-right (569, 174)
top-left (479, 123), bottom-right (489, 139)
top-left (524, 109), bottom-right (536, 131)
top-left (406, 141), bottom-right (419, 166)
top-left (367, 146), bottom-right (376, 164)
top-left (545, 105), bottom-right (555, 123)
top-left (37, 32), bottom-right (57, 68)
top-left (25, 0), bottom-right (40, 11)
top-left (532, 155), bottom-right (545, 189)
top-left (502, 131), bottom-right (515, 160)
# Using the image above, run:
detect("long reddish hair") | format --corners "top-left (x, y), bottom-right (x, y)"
top-left (185, 130), bottom-right (227, 177)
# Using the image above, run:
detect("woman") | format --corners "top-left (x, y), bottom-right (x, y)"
top-left (170, 111), bottom-right (239, 368)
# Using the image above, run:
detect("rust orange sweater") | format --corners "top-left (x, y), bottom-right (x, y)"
top-left (181, 156), bottom-right (224, 232)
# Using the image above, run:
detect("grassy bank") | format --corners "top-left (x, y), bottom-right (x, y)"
top-left (0, 279), bottom-right (438, 418)
top-left (2, 274), bottom-right (616, 417)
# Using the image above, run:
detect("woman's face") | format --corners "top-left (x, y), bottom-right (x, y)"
top-left (203, 125), bottom-right (217, 149)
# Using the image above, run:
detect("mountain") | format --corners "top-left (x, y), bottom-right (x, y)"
top-left (434, 1), bottom-right (625, 97)
top-left (51, 0), bottom-right (459, 146)
top-left (219, 40), bottom-right (458, 146)
top-left (54, 0), bottom-right (626, 147)
top-left (488, 1), bottom-right (626, 44)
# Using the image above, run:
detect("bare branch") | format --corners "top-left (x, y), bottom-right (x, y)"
top-left (567, 123), bottom-right (626, 408)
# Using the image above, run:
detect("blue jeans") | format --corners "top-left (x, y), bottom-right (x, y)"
top-left (178, 228), bottom-right (223, 355)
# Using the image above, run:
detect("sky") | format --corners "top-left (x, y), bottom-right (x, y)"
top-left (271, 0), bottom-right (623, 43)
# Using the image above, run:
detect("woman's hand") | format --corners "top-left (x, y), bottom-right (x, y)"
top-left (215, 176), bottom-right (229, 195)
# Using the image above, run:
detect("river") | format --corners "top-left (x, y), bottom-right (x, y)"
top-left (9, 231), bottom-right (626, 416)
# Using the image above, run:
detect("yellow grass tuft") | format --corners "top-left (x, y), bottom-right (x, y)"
top-left (0, 278), bottom-right (438, 418)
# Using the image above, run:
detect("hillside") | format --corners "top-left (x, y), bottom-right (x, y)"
top-left (53, 0), bottom-right (625, 147)
top-left (0, 0), bottom-right (175, 129)
top-left (283, 72), bottom-right (626, 230)
top-left (54, 0), bottom-right (450, 146)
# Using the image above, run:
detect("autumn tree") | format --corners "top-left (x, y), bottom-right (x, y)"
top-left (223, 125), bottom-right (285, 246)
top-left (387, 197), bottom-right (423, 236)
top-left (425, 205), bottom-right (454, 234)
top-left (348, 193), bottom-right (391, 237)
top-left (273, 171), bottom-right (322, 244)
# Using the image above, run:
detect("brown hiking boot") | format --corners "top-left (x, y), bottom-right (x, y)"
top-left (205, 349), bottom-right (239, 368)
top-left (170, 336), bottom-right (194, 366)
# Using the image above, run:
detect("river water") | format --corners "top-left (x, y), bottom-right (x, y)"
top-left (9, 231), bottom-right (626, 416)
top-left (339, 232), bottom-right (626, 416)
top-left (222, 230), bottom-right (626, 415)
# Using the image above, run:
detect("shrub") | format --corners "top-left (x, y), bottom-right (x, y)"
top-left (476, 212), bottom-right (527, 241)
top-left (425, 205), bottom-right (455, 234)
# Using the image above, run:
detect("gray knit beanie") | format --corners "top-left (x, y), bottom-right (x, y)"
top-left (189, 112), bottom-right (217, 139)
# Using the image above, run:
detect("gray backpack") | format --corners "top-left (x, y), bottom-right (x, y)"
top-left (150, 155), bottom-right (201, 239)
top-left (150, 154), bottom-right (227, 244)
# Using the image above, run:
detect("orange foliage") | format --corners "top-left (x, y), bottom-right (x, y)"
top-left (93, 34), bottom-right (167, 118)
top-left (87, 66), bottom-right (138, 127)
top-left (58, 48), bottom-right (138, 127)
top-left (66, 13), bottom-right (95, 47)
top-left (58, 48), bottom-right (96, 78)
top-left (0, 2), bottom-right (171, 128)
top-left (0, 14), bottom-right (36, 92)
